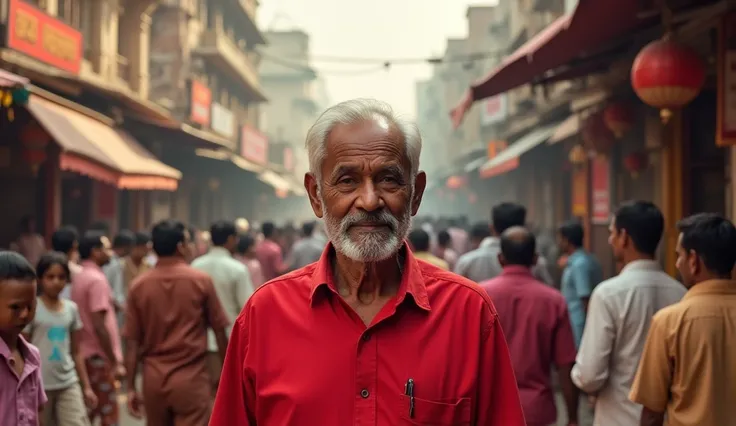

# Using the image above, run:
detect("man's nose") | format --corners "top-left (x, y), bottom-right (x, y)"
top-left (354, 180), bottom-right (384, 212)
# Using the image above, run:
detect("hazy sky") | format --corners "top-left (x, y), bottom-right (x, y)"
top-left (257, 0), bottom-right (497, 118)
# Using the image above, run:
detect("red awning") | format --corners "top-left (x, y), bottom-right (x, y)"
top-left (451, 0), bottom-right (644, 128)
top-left (0, 69), bottom-right (28, 87)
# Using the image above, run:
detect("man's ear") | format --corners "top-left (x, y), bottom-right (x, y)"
top-left (305, 173), bottom-right (323, 218)
top-left (411, 171), bottom-right (427, 216)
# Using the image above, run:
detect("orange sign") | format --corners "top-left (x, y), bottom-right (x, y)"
top-left (6, 0), bottom-right (83, 74)
top-left (572, 167), bottom-right (588, 216)
top-left (480, 140), bottom-right (519, 179)
top-left (190, 80), bottom-right (212, 126)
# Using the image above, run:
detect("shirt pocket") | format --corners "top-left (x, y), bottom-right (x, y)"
top-left (396, 394), bottom-right (471, 425)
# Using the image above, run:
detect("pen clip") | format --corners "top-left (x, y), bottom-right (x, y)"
top-left (407, 379), bottom-right (415, 418)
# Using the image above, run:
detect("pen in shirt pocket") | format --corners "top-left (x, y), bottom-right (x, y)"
top-left (404, 378), bottom-right (415, 418)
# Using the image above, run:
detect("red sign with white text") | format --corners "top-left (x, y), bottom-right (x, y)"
top-left (241, 125), bottom-right (268, 165)
top-left (6, 0), bottom-right (83, 74)
top-left (591, 156), bottom-right (610, 224)
top-left (190, 80), bottom-right (212, 126)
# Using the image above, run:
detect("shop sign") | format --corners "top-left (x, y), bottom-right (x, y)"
top-left (211, 102), bottom-right (234, 138)
top-left (717, 11), bottom-right (736, 146)
top-left (6, 0), bottom-right (83, 74)
top-left (590, 156), bottom-right (610, 224)
top-left (480, 140), bottom-right (518, 179)
top-left (190, 80), bottom-right (211, 126)
top-left (241, 125), bottom-right (268, 165)
top-left (480, 94), bottom-right (507, 126)
top-left (572, 167), bottom-right (587, 217)
top-left (283, 146), bottom-right (294, 171)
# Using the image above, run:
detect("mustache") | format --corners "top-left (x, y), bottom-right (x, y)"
top-left (340, 210), bottom-right (399, 232)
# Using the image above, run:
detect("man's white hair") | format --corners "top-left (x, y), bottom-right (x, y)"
top-left (305, 98), bottom-right (422, 180)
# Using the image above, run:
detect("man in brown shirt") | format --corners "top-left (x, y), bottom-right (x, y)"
top-left (630, 213), bottom-right (736, 426)
top-left (122, 220), bottom-right (230, 426)
top-left (122, 231), bottom-right (153, 294)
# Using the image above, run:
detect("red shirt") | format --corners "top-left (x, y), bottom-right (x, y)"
top-left (210, 244), bottom-right (525, 426)
top-left (480, 266), bottom-right (577, 426)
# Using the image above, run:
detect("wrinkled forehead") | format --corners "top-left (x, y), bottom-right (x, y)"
top-left (322, 119), bottom-right (410, 176)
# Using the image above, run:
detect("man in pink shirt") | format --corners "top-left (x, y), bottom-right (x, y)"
top-left (236, 234), bottom-right (265, 288)
top-left (70, 231), bottom-right (124, 426)
top-left (481, 226), bottom-right (579, 426)
top-left (255, 222), bottom-right (286, 281)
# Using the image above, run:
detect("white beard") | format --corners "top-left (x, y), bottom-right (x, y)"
top-left (320, 189), bottom-right (413, 263)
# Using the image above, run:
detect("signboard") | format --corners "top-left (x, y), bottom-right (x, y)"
top-left (6, 0), bottom-right (83, 74)
top-left (241, 125), bottom-right (268, 165)
top-left (480, 140), bottom-right (519, 179)
top-left (717, 11), bottom-right (736, 146)
top-left (211, 102), bottom-right (234, 138)
top-left (479, 94), bottom-right (507, 126)
top-left (283, 146), bottom-right (294, 171)
top-left (190, 80), bottom-right (211, 126)
top-left (590, 156), bottom-right (610, 224)
top-left (572, 167), bottom-right (588, 217)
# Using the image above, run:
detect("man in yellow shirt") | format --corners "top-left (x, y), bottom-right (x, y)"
top-left (408, 228), bottom-right (449, 270)
top-left (629, 213), bottom-right (736, 426)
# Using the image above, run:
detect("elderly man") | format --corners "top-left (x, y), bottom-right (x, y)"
top-left (210, 99), bottom-right (525, 425)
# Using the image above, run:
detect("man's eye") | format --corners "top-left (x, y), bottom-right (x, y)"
top-left (338, 177), bottom-right (355, 185)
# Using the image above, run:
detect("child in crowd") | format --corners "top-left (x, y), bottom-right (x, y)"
top-left (25, 251), bottom-right (97, 426)
top-left (0, 251), bottom-right (46, 426)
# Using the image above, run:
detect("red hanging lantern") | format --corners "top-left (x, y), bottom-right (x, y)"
top-left (582, 113), bottom-right (615, 155)
top-left (603, 102), bottom-right (634, 138)
top-left (623, 151), bottom-right (649, 178)
top-left (631, 38), bottom-right (706, 123)
top-left (19, 123), bottom-right (50, 175)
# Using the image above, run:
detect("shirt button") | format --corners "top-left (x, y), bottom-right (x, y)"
top-left (360, 389), bottom-right (370, 398)
top-left (361, 333), bottom-right (370, 342)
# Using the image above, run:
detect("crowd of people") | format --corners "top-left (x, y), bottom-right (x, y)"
top-left (2, 98), bottom-right (736, 426)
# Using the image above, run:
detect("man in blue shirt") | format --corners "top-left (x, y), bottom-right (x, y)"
top-left (557, 220), bottom-right (603, 347)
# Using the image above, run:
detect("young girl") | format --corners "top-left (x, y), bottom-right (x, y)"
top-left (25, 251), bottom-right (97, 426)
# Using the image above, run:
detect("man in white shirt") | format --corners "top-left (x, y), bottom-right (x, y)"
top-left (571, 201), bottom-right (686, 426)
top-left (191, 220), bottom-right (254, 393)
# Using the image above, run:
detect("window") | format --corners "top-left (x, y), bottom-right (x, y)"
top-left (57, 0), bottom-right (90, 58)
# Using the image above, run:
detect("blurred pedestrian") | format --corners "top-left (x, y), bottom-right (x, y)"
top-left (10, 215), bottom-right (46, 267)
top-left (71, 232), bottom-right (124, 426)
top-left (572, 201), bottom-right (685, 426)
top-left (235, 234), bottom-right (265, 289)
top-left (408, 228), bottom-right (449, 270)
top-left (557, 220), bottom-right (603, 348)
top-left (123, 220), bottom-right (229, 425)
top-left (255, 222), bottom-right (286, 281)
top-left (630, 213), bottom-right (736, 426)
top-left (51, 226), bottom-right (82, 299)
top-left (481, 227), bottom-right (579, 426)
top-left (26, 252), bottom-right (97, 425)
top-left (192, 220), bottom-right (253, 394)
top-left (0, 251), bottom-right (45, 426)
top-left (436, 229), bottom-right (458, 271)
top-left (285, 221), bottom-right (324, 271)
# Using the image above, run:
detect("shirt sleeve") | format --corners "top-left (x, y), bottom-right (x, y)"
top-left (88, 278), bottom-right (112, 314)
top-left (571, 263), bottom-right (594, 299)
top-left (235, 266), bottom-right (254, 311)
top-left (121, 289), bottom-right (141, 342)
top-left (210, 314), bottom-right (255, 426)
top-left (629, 312), bottom-right (673, 412)
top-left (204, 277), bottom-right (230, 331)
top-left (475, 313), bottom-right (526, 426)
top-left (69, 303), bottom-right (84, 332)
top-left (571, 289), bottom-right (615, 392)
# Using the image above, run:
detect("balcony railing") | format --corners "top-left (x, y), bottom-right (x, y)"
top-left (195, 29), bottom-right (263, 99)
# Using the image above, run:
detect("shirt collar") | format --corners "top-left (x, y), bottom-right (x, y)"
top-left (309, 242), bottom-right (431, 311)
top-left (208, 246), bottom-right (232, 257)
top-left (480, 236), bottom-right (499, 249)
top-left (80, 260), bottom-right (102, 271)
top-left (568, 248), bottom-right (586, 262)
top-left (501, 265), bottom-right (535, 277)
top-left (155, 257), bottom-right (187, 267)
top-left (620, 259), bottom-right (662, 274)
top-left (0, 334), bottom-right (40, 365)
top-left (683, 279), bottom-right (736, 300)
